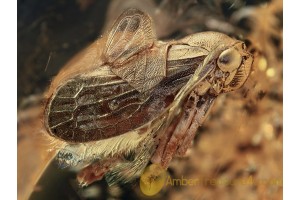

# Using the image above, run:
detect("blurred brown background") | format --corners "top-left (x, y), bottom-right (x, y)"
top-left (18, 0), bottom-right (282, 199)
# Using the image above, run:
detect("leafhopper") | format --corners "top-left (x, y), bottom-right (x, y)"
top-left (44, 8), bottom-right (253, 186)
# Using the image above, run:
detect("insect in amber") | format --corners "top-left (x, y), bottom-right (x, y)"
top-left (44, 8), bottom-right (253, 186)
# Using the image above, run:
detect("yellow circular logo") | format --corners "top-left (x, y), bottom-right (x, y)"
top-left (139, 164), bottom-right (167, 196)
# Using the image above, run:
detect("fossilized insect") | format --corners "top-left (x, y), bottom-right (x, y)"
top-left (44, 8), bottom-right (253, 186)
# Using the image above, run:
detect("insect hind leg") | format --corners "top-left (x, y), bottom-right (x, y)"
top-left (77, 157), bottom-right (121, 186)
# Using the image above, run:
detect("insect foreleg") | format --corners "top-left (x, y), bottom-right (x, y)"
top-left (175, 96), bottom-right (215, 157)
top-left (150, 119), bottom-right (178, 164)
top-left (159, 92), bottom-right (198, 168)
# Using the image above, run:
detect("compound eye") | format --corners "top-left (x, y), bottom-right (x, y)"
top-left (217, 48), bottom-right (242, 72)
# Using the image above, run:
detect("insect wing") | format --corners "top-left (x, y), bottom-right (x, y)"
top-left (103, 9), bottom-right (155, 64)
top-left (102, 8), bottom-right (167, 92)
top-left (46, 61), bottom-right (198, 143)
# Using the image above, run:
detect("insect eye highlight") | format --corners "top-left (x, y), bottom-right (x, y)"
top-left (217, 48), bottom-right (242, 72)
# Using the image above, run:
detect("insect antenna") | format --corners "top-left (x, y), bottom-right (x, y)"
top-left (44, 51), bottom-right (53, 72)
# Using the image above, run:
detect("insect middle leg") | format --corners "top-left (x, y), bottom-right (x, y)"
top-left (157, 93), bottom-right (214, 169)
top-left (151, 119), bottom-right (179, 164)
top-left (175, 97), bottom-right (213, 157)
top-left (150, 91), bottom-right (198, 168)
